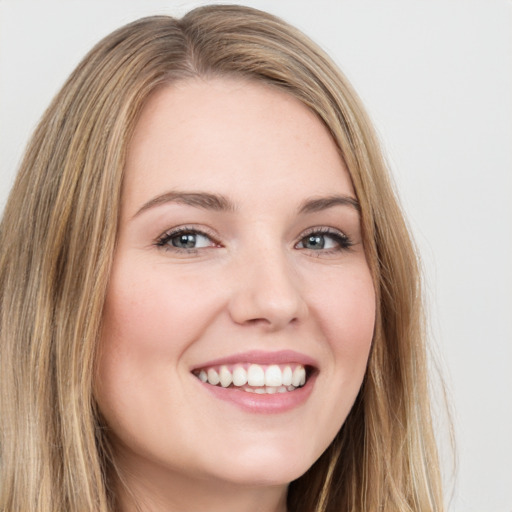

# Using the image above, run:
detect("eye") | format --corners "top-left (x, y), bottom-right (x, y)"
top-left (156, 227), bottom-right (218, 251)
top-left (169, 232), bottom-right (212, 249)
top-left (295, 228), bottom-right (352, 252)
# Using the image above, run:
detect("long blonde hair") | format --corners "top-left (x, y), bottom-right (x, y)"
top-left (0, 5), bottom-right (444, 511)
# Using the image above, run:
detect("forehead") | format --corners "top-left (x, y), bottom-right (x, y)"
top-left (123, 77), bottom-right (354, 215)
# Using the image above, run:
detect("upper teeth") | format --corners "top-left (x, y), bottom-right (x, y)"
top-left (196, 363), bottom-right (307, 388)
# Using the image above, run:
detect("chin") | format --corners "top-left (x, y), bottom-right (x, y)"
top-left (204, 443), bottom-right (316, 487)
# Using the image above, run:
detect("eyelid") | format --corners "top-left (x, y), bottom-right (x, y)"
top-left (295, 226), bottom-right (353, 252)
top-left (297, 226), bottom-right (349, 240)
top-left (154, 225), bottom-right (221, 250)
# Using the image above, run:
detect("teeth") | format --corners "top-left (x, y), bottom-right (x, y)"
top-left (265, 365), bottom-right (282, 387)
top-left (207, 368), bottom-right (220, 386)
top-left (292, 366), bottom-right (306, 387)
top-left (197, 363), bottom-right (308, 392)
top-left (232, 365), bottom-right (248, 386)
top-left (247, 364), bottom-right (265, 386)
top-left (282, 366), bottom-right (292, 386)
top-left (219, 366), bottom-right (232, 387)
top-left (244, 386), bottom-right (295, 394)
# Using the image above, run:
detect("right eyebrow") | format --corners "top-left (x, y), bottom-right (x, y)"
top-left (132, 191), bottom-right (236, 219)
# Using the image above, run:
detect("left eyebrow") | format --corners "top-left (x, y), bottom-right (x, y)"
top-left (298, 195), bottom-right (360, 214)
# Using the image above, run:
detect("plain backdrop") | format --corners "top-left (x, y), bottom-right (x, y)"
top-left (0, 1), bottom-right (511, 511)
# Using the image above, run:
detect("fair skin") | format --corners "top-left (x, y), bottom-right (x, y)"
top-left (96, 78), bottom-right (375, 512)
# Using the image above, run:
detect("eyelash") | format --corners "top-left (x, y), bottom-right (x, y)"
top-left (154, 226), bottom-right (353, 255)
top-left (296, 227), bottom-right (353, 255)
top-left (155, 226), bottom-right (219, 253)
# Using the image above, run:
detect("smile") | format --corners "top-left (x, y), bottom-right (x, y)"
top-left (193, 363), bottom-right (308, 394)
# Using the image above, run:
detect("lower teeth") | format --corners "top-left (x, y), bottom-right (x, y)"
top-left (234, 385), bottom-right (297, 394)
top-left (198, 380), bottom-right (300, 393)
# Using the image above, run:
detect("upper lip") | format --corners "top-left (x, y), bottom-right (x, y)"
top-left (191, 349), bottom-right (318, 371)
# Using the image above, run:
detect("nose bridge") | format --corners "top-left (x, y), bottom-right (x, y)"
top-left (228, 238), bottom-right (307, 329)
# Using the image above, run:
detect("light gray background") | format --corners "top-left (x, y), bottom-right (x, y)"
top-left (1, 1), bottom-right (511, 511)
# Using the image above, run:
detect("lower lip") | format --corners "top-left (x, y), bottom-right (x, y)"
top-left (197, 374), bottom-right (316, 414)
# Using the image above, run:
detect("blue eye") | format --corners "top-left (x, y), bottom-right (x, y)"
top-left (156, 228), bottom-right (216, 251)
top-left (296, 229), bottom-right (351, 252)
top-left (170, 232), bottom-right (211, 249)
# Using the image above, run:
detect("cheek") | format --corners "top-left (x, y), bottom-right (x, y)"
top-left (95, 257), bottom-right (231, 418)
top-left (94, 263), bottom-right (217, 455)
top-left (290, 265), bottom-right (375, 460)
top-left (99, 264), bottom-right (218, 362)
top-left (314, 266), bottom-right (376, 357)
top-left (310, 265), bottom-right (375, 418)
top-left (95, 263), bottom-right (199, 412)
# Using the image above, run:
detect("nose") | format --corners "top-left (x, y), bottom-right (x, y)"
top-left (227, 248), bottom-right (308, 330)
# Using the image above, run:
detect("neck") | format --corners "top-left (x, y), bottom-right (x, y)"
top-left (113, 463), bottom-right (288, 512)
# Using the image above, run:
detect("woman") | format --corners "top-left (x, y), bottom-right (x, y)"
top-left (0, 5), bottom-right (444, 511)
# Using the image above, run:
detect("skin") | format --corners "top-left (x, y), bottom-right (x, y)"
top-left (96, 78), bottom-right (376, 512)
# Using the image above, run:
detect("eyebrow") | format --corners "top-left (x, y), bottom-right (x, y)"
top-left (298, 195), bottom-right (360, 214)
top-left (133, 191), bottom-right (236, 218)
top-left (133, 191), bottom-right (360, 218)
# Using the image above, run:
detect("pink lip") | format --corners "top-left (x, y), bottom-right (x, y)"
top-left (197, 373), bottom-right (317, 414)
top-left (191, 349), bottom-right (318, 370)
top-left (192, 350), bottom-right (318, 414)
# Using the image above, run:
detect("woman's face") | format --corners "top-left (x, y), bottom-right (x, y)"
top-left (96, 78), bottom-right (375, 494)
